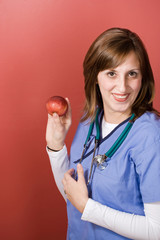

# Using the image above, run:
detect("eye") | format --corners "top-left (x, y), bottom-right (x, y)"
top-left (107, 71), bottom-right (116, 77)
top-left (128, 71), bottom-right (137, 77)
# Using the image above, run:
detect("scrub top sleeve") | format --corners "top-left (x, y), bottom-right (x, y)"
top-left (133, 139), bottom-right (160, 203)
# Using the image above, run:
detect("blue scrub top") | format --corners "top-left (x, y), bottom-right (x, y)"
top-left (67, 112), bottom-right (160, 240)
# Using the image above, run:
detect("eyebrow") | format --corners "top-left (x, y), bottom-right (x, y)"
top-left (106, 68), bottom-right (141, 71)
top-left (128, 68), bottom-right (140, 71)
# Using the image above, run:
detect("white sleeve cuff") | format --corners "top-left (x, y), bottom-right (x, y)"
top-left (46, 144), bottom-right (67, 157)
top-left (81, 198), bottom-right (96, 221)
top-left (81, 198), bottom-right (112, 229)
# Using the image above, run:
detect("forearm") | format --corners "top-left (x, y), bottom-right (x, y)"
top-left (47, 145), bottom-right (69, 201)
top-left (82, 199), bottom-right (160, 240)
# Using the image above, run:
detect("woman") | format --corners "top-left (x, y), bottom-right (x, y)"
top-left (46, 28), bottom-right (160, 239)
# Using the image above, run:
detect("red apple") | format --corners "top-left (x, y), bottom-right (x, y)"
top-left (46, 96), bottom-right (68, 116)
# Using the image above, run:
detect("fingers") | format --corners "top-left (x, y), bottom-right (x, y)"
top-left (47, 112), bottom-right (59, 122)
top-left (62, 165), bottom-right (88, 213)
top-left (52, 112), bottom-right (61, 124)
top-left (48, 113), bottom-right (52, 119)
top-left (65, 98), bottom-right (72, 119)
top-left (63, 165), bottom-right (85, 183)
top-left (47, 112), bottom-right (63, 130)
top-left (77, 164), bottom-right (85, 184)
top-left (63, 168), bottom-right (75, 180)
top-left (62, 168), bottom-right (75, 193)
top-left (62, 168), bottom-right (75, 182)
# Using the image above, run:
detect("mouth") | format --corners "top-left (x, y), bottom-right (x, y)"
top-left (112, 93), bottom-right (130, 102)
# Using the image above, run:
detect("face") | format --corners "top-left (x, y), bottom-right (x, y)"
top-left (97, 51), bottom-right (142, 123)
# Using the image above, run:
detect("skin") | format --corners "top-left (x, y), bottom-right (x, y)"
top-left (46, 52), bottom-right (142, 214)
top-left (62, 164), bottom-right (88, 213)
top-left (97, 51), bottom-right (142, 123)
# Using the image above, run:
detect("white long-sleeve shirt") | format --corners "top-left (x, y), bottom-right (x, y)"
top-left (47, 118), bottom-right (160, 239)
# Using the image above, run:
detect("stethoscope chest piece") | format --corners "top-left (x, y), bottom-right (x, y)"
top-left (78, 110), bottom-right (135, 183)
top-left (93, 154), bottom-right (108, 170)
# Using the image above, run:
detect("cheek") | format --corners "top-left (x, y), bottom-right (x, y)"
top-left (132, 78), bottom-right (142, 93)
top-left (98, 78), bottom-right (113, 91)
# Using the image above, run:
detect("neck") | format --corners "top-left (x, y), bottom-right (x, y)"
top-left (103, 110), bottom-right (131, 124)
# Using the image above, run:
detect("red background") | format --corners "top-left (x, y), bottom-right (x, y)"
top-left (0, 0), bottom-right (160, 239)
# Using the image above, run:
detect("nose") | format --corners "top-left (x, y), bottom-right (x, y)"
top-left (116, 75), bottom-right (127, 93)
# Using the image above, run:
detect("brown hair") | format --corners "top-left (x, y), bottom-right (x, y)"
top-left (81, 27), bottom-right (159, 122)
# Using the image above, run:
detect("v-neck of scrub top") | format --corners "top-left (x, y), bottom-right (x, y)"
top-left (102, 117), bottom-right (118, 138)
top-left (74, 113), bottom-right (131, 164)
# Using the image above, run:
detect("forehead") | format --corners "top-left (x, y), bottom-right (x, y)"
top-left (113, 52), bottom-right (140, 70)
top-left (103, 51), bottom-right (141, 71)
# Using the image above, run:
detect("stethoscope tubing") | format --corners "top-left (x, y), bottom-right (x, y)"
top-left (76, 108), bottom-right (135, 184)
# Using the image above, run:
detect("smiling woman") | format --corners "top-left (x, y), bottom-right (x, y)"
top-left (46, 28), bottom-right (160, 240)
top-left (97, 52), bottom-right (142, 123)
top-left (82, 28), bottom-right (156, 122)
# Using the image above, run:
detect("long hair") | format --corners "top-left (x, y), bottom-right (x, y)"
top-left (81, 27), bottom-right (159, 122)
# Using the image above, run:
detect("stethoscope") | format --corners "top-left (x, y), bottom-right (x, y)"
top-left (77, 108), bottom-right (135, 185)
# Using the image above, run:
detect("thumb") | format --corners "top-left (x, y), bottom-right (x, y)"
top-left (77, 164), bottom-right (85, 183)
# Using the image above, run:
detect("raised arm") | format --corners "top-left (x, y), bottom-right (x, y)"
top-left (46, 98), bottom-right (72, 200)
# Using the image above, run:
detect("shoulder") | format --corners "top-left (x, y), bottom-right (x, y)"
top-left (74, 119), bottom-right (91, 140)
top-left (70, 119), bottom-right (91, 149)
top-left (129, 112), bottom-right (160, 171)
top-left (134, 112), bottom-right (160, 136)
top-left (131, 112), bottom-right (160, 154)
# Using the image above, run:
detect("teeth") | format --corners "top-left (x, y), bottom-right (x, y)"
top-left (113, 94), bottom-right (128, 99)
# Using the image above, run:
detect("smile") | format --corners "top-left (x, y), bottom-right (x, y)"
top-left (112, 93), bottom-right (130, 102)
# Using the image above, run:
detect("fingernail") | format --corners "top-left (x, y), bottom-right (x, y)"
top-left (53, 113), bottom-right (58, 117)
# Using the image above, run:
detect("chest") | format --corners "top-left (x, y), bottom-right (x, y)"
top-left (70, 131), bottom-right (143, 214)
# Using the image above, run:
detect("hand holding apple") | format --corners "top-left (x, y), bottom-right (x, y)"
top-left (45, 97), bottom-right (72, 151)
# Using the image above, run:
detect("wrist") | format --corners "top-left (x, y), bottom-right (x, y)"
top-left (46, 146), bottom-right (60, 152)
top-left (47, 145), bottom-right (64, 152)
top-left (46, 140), bottom-right (64, 151)
top-left (80, 197), bottom-right (89, 214)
